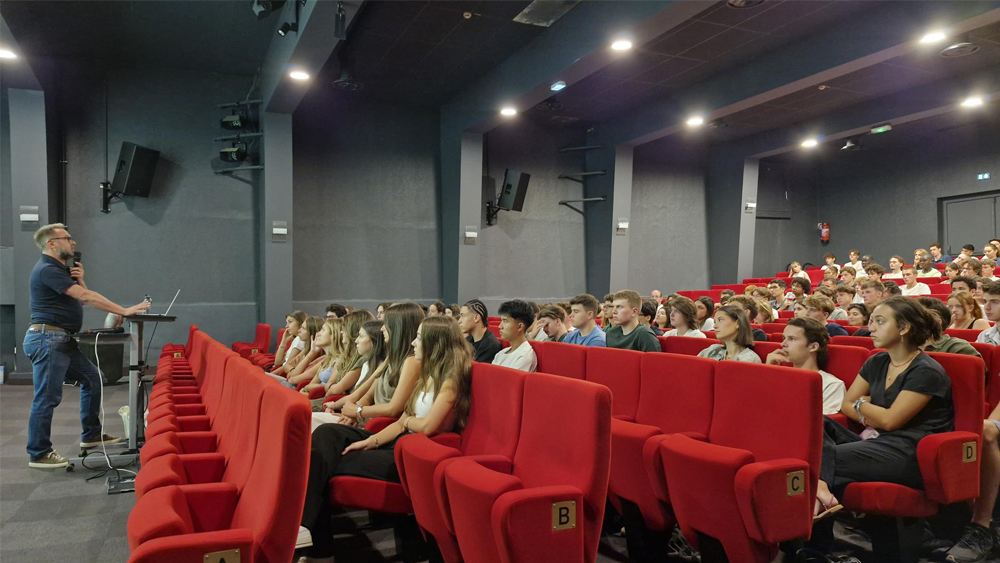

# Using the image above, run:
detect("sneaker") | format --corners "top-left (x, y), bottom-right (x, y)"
top-left (28, 450), bottom-right (69, 469)
top-left (296, 526), bottom-right (313, 549)
top-left (80, 433), bottom-right (122, 448)
top-left (945, 524), bottom-right (995, 563)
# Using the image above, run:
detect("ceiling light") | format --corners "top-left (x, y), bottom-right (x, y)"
top-left (920, 31), bottom-right (947, 44)
top-left (611, 40), bottom-right (633, 51)
top-left (801, 138), bottom-right (819, 148)
top-left (550, 81), bottom-right (567, 92)
top-left (500, 107), bottom-right (517, 117)
top-left (277, 21), bottom-right (298, 36)
top-left (840, 137), bottom-right (862, 152)
top-left (961, 96), bottom-right (984, 108)
top-left (289, 70), bottom-right (310, 81)
top-left (686, 116), bottom-right (705, 127)
top-left (0, 50), bottom-right (16, 60)
top-left (871, 123), bottom-right (892, 134)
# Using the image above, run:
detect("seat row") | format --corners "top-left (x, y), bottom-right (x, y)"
top-left (128, 328), bottom-right (311, 563)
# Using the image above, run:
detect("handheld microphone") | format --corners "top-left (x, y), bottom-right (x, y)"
top-left (68, 251), bottom-right (81, 271)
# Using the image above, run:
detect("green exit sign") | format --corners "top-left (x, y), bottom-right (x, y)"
top-left (979, 173), bottom-right (992, 180)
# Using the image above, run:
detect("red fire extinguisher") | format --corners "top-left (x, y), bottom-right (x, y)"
top-left (818, 222), bottom-right (830, 244)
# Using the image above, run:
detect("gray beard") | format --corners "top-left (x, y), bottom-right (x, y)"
top-left (58, 249), bottom-right (73, 260)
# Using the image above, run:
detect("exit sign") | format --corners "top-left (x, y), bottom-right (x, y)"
top-left (979, 173), bottom-right (992, 181)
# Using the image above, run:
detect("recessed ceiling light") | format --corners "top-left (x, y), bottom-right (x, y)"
top-left (611, 40), bottom-right (633, 51)
top-left (920, 31), bottom-right (947, 44)
top-left (550, 81), bottom-right (567, 92)
top-left (288, 70), bottom-right (310, 81)
top-left (0, 50), bottom-right (16, 60)
top-left (686, 116), bottom-right (705, 127)
top-left (801, 138), bottom-right (819, 148)
top-left (500, 107), bottom-right (517, 117)
top-left (961, 96), bottom-right (984, 108)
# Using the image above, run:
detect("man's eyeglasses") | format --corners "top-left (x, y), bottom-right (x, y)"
top-left (49, 236), bottom-right (74, 242)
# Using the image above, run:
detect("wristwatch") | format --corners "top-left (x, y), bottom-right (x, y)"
top-left (356, 405), bottom-right (363, 418)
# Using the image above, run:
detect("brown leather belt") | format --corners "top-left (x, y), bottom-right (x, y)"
top-left (28, 324), bottom-right (67, 332)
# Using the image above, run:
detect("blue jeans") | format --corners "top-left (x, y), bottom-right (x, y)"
top-left (23, 329), bottom-right (103, 460)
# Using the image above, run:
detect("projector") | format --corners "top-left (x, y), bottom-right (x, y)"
top-left (221, 115), bottom-right (244, 130)
top-left (220, 147), bottom-right (247, 163)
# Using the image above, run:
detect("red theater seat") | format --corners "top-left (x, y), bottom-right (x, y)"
top-left (443, 374), bottom-right (611, 563)
top-left (658, 336), bottom-right (720, 356)
top-left (831, 335), bottom-right (876, 350)
top-left (658, 363), bottom-right (823, 563)
top-left (585, 347), bottom-right (642, 421)
top-left (232, 323), bottom-right (271, 358)
top-left (532, 341), bottom-right (586, 379)
top-left (945, 328), bottom-right (984, 343)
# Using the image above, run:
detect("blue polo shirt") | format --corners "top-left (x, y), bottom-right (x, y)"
top-left (29, 254), bottom-right (83, 332)
top-left (562, 326), bottom-right (607, 347)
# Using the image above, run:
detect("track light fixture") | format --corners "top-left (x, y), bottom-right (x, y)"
top-left (334, 1), bottom-right (347, 39)
top-left (277, 21), bottom-right (298, 36)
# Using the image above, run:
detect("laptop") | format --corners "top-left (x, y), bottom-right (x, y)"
top-left (144, 289), bottom-right (180, 317)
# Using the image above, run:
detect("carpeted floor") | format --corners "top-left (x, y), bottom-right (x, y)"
top-left (1, 381), bottom-right (992, 563)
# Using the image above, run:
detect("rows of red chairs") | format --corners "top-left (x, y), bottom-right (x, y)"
top-left (127, 328), bottom-right (311, 563)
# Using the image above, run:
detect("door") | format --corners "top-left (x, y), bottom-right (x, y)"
top-left (943, 195), bottom-right (998, 255)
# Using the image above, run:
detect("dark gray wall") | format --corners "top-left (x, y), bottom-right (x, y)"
top-left (479, 120), bottom-right (587, 311)
top-left (628, 153), bottom-right (709, 294)
top-left (59, 65), bottom-right (259, 356)
top-left (291, 91), bottom-right (441, 315)
top-left (753, 161), bottom-right (820, 277)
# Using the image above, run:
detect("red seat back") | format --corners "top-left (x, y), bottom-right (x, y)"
top-left (487, 326), bottom-right (501, 338)
top-left (459, 364), bottom-right (526, 458)
top-left (222, 363), bottom-right (276, 491)
top-left (831, 335), bottom-right (876, 350)
top-left (945, 328), bottom-right (983, 343)
top-left (532, 341), bottom-right (586, 380)
top-left (658, 336), bottom-right (720, 356)
top-left (512, 375), bottom-right (611, 563)
top-left (636, 354), bottom-right (714, 435)
top-left (825, 345), bottom-right (869, 388)
top-left (762, 323), bottom-right (786, 334)
top-left (253, 323), bottom-right (272, 352)
top-left (585, 347), bottom-right (642, 420)
top-left (183, 325), bottom-right (199, 356)
top-left (778, 310), bottom-right (794, 318)
top-left (990, 347), bottom-right (1000, 411)
top-left (751, 341), bottom-right (780, 361)
top-left (768, 333), bottom-right (784, 343)
top-left (926, 353), bottom-right (986, 435)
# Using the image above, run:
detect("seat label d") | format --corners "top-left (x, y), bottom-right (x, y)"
top-left (786, 470), bottom-right (805, 496)
top-left (552, 501), bottom-right (576, 530)
top-left (964, 442), bottom-right (978, 463)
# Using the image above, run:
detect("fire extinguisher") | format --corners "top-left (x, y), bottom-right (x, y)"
top-left (818, 222), bottom-right (830, 244)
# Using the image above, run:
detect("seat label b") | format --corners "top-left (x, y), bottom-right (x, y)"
top-left (552, 501), bottom-right (576, 530)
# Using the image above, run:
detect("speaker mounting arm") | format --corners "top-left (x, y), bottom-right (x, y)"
top-left (558, 196), bottom-right (606, 215)
top-left (100, 182), bottom-right (123, 214)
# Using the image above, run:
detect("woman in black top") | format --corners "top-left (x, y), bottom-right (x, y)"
top-left (847, 303), bottom-right (871, 337)
top-left (815, 296), bottom-right (954, 516)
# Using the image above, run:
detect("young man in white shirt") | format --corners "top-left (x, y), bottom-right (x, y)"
top-left (844, 250), bottom-right (865, 278)
top-left (899, 267), bottom-right (931, 296)
top-left (977, 281), bottom-right (1000, 346)
top-left (982, 259), bottom-right (1000, 281)
top-left (858, 280), bottom-right (885, 307)
top-left (491, 300), bottom-right (537, 372)
top-left (764, 317), bottom-right (845, 415)
top-left (563, 294), bottom-right (607, 347)
top-left (821, 253), bottom-right (839, 271)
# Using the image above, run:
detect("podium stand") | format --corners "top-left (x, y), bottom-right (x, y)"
top-left (126, 314), bottom-right (176, 450)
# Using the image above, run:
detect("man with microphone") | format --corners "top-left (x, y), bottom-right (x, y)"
top-left (24, 223), bottom-right (150, 469)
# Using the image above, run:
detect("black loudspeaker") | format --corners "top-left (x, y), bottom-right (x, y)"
top-left (497, 169), bottom-right (530, 212)
top-left (111, 142), bottom-right (160, 197)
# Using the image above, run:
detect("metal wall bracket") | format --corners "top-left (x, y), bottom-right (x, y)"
top-left (558, 145), bottom-right (604, 153)
top-left (558, 196), bottom-right (606, 215)
top-left (558, 171), bottom-right (607, 183)
top-left (215, 165), bottom-right (264, 174)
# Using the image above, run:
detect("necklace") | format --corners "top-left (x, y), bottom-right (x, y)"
top-left (889, 351), bottom-right (919, 368)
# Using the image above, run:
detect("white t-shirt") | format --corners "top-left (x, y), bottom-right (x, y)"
top-left (846, 261), bottom-right (866, 278)
top-left (820, 370), bottom-right (847, 416)
top-left (821, 264), bottom-right (840, 271)
top-left (829, 307), bottom-right (848, 321)
top-left (700, 318), bottom-right (715, 331)
top-left (793, 271), bottom-right (809, 279)
top-left (352, 361), bottom-right (373, 392)
top-left (977, 325), bottom-right (1000, 346)
top-left (282, 336), bottom-right (305, 366)
top-left (492, 342), bottom-right (538, 372)
top-left (530, 329), bottom-right (550, 342)
top-left (917, 269), bottom-right (942, 277)
top-left (883, 272), bottom-right (903, 280)
top-left (663, 329), bottom-right (706, 338)
top-left (900, 283), bottom-right (931, 296)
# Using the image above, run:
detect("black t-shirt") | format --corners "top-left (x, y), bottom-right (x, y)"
top-left (855, 327), bottom-right (871, 337)
top-left (826, 323), bottom-right (849, 337)
top-left (468, 330), bottom-right (503, 364)
top-left (29, 255), bottom-right (83, 332)
top-left (859, 352), bottom-right (953, 444)
top-left (752, 328), bottom-right (767, 342)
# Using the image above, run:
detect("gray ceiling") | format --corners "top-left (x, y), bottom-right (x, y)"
top-left (0, 0), bottom-right (276, 76)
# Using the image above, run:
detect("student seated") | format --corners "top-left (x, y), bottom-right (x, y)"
top-left (916, 252), bottom-right (942, 277)
top-left (376, 302), bottom-right (393, 321)
top-left (947, 291), bottom-right (990, 331)
top-left (835, 286), bottom-right (856, 312)
top-left (538, 305), bottom-right (570, 342)
top-left (767, 278), bottom-right (792, 311)
top-left (847, 303), bottom-right (872, 337)
top-left (815, 286), bottom-right (847, 320)
top-left (793, 299), bottom-right (808, 319)
top-left (789, 261), bottom-right (809, 279)
top-left (427, 301), bottom-right (447, 317)
top-left (563, 294), bottom-right (608, 347)
top-left (882, 281), bottom-right (902, 296)
top-left (492, 300), bottom-right (538, 372)
top-left (663, 296), bottom-right (706, 339)
top-left (606, 290), bottom-right (661, 352)
top-left (858, 279), bottom-right (886, 307)
top-left (915, 297), bottom-right (983, 360)
top-left (821, 252), bottom-right (839, 271)
top-left (883, 255), bottom-right (905, 279)
top-left (695, 296), bottom-right (716, 331)
top-left (272, 310), bottom-right (307, 371)
top-left (930, 242), bottom-right (951, 264)
top-left (838, 266), bottom-right (858, 289)
top-left (696, 305), bottom-right (761, 363)
top-left (814, 297), bottom-right (954, 519)
top-left (900, 267), bottom-right (931, 296)
top-left (525, 301), bottom-right (550, 342)
top-left (303, 311), bottom-right (373, 397)
top-left (944, 262), bottom-right (961, 282)
top-left (982, 259), bottom-right (999, 282)
top-left (602, 293), bottom-right (616, 332)
top-left (780, 278), bottom-right (812, 312)
top-left (295, 319), bottom-right (342, 394)
top-left (298, 316), bottom-right (473, 561)
top-left (325, 304), bottom-right (347, 321)
top-left (556, 302), bottom-right (574, 333)
top-left (458, 299), bottom-right (502, 363)
top-left (977, 280), bottom-right (1000, 345)
top-left (845, 249), bottom-right (865, 276)
top-left (963, 258), bottom-right (984, 278)
top-left (270, 316), bottom-right (323, 384)
top-left (951, 276), bottom-right (977, 295)
top-left (955, 244), bottom-right (977, 264)
top-left (320, 320), bottom-right (388, 416)
top-left (819, 278), bottom-right (838, 293)
top-left (718, 289), bottom-right (735, 306)
top-left (639, 300), bottom-right (664, 336)
top-left (754, 300), bottom-right (775, 324)
top-left (653, 305), bottom-right (671, 332)
top-left (444, 303), bottom-right (462, 321)
top-left (650, 289), bottom-right (662, 301)
top-left (802, 294), bottom-right (849, 336)
top-left (728, 295), bottom-right (767, 341)
top-left (765, 317), bottom-right (846, 415)
top-left (864, 263), bottom-right (885, 282)
top-left (976, 279), bottom-right (989, 315)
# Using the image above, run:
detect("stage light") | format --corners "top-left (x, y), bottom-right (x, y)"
top-left (289, 70), bottom-right (310, 81)
top-left (920, 31), bottom-right (947, 44)
top-left (550, 81), bottom-right (566, 92)
top-left (277, 22), bottom-right (298, 36)
top-left (611, 40), bottom-right (632, 51)
top-left (961, 96), bottom-right (984, 108)
top-left (500, 107), bottom-right (517, 117)
top-left (0, 50), bottom-right (16, 60)
top-left (252, 0), bottom-right (286, 20)
top-left (801, 138), bottom-right (819, 149)
top-left (686, 115), bottom-right (705, 127)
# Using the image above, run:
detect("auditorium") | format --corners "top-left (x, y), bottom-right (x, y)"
top-left (2, 1), bottom-right (1000, 562)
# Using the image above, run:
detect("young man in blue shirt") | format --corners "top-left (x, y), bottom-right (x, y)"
top-left (562, 294), bottom-right (606, 347)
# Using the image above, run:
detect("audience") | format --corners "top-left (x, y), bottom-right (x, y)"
top-left (838, 266), bottom-right (858, 289)
top-left (951, 276), bottom-right (976, 295)
top-left (858, 280), bottom-right (885, 307)
top-left (718, 289), bottom-right (735, 306)
top-left (310, 310), bottom-right (373, 397)
top-left (696, 305), bottom-right (761, 363)
top-left (325, 304), bottom-right (347, 321)
top-left (815, 286), bottom-right (847, 319)
top-left (956, 244), bottom-right (977, 264)
top-left (663, 296), bottom-right (706, 338)
top-left (944, 262), bottom-right (961, 281)
top-left (602, 293), bottom-right (616, 332)
top-left (273, 310), bottom-right (307, 370)
top-left (525, 301), bottom-right (550, 342)
top-left (444, 303), bottom-right (462, 321)
top-left (864, 263), bottom-right (885, 282)
top-left (538, 305), bottom-right (570, 342)
top-left (458, 299), bottom-right (502, 363)
top-left (835, 286), bottom-right (856, 311)
top-left (287, 317), bottom-right (340, 391)
top-left (376, 302), bottom-right (393, 321)
top-left (915, 297), bottom-right (983, 360)
top-left (650, 289), bottom-right (662, 301)
top-left (427, 301), bottom-right (447, 317)
top-left (563, 294), bottom-right (608, 347)
top-left (882, 280), bottom-right (901, 296)
top-left (930, 242), bottom-right (951, 264)
top-left (900, 267), bottom-right (931, 296)
top-left (789, 261), bottom-right (809, 279)
top-left (977, 281), bottom-right (1000, 345)
top-left (695, 296), bottom-right (715, 331)
top-left (764, 317), bottom-right (845, 415)
top-left (916, 253), bottom-right (941, 277)
top-left (556, 302), bottom-right (574, 333)
top-left (822, 253), bottom-right (838, 271)
top-left (802, 295), bottom-right (849, 336)
top-left (844, 249), bottom-right (864, 275)
top-left (607, 290), bottom-right (661, 352)
top-left (639, 300), bottom-right (664, 336)
top-left (847, 303), bottom-right (872, 337)
top-left (982, 259), bottom-right (999, 282)
top-left (271, 316), bottom-right (323, 380)
top-left (492, 300), bottom-right (538, 372)
top-left (767, 279), bottom-right (791, 311)
top-left (728, 295), bottom-right (767, 341)
top-left (883, 255), bottom-right (905, 279)
top-left (963, 258), bottom-right (984, 278)
top-left (947, 291), bottom-right (990, 331)
top-left (754, 300), bottom-right (775, 324)
top-left (653, 305), bottom-right (670, 332)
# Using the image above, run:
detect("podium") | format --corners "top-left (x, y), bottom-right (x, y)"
top-left (125, 314), bottom-right (176, 450)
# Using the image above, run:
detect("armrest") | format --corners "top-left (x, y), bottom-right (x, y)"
top-left (174, 404), bottom-right (206, 417)
top-left (172, 394), bottom-right (202, 405)
top-left (492, 485), bottom-right (586, 563)
top-left (177, 431), bottom-right (219, 454)
top-left (177, 482), bottom-right (239, 533)
top-left (308, 386), bottom-right (325, 400)
top-left (179, 453), bottom-right (227, 484)
top-left (365, 416), bottom-right (397, 433)
top-left (612, 414), bottom-right (635, 423)
top-left (917, 431), bottom-right (982, 504)
top-left (177, 416), bottom-right (211, 432)
top-left (642, 432), bottom-right (707, 503)
top-left (430, 432), bottom-right (462, 450)
top-left (435, 454), bottom-right (513, 535)
top-left (442, 458), bottom-right (523, 563)
top-left (734, 459), bottom-right (813, 544)
top-left (395, 433), bottom-right (462, 506)
top-left (826, 413), bottom-right (849, 429)
top-left (128, 529), bottom-right (253, 563)
top-left (610, 419), bottom-right (661, 500)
